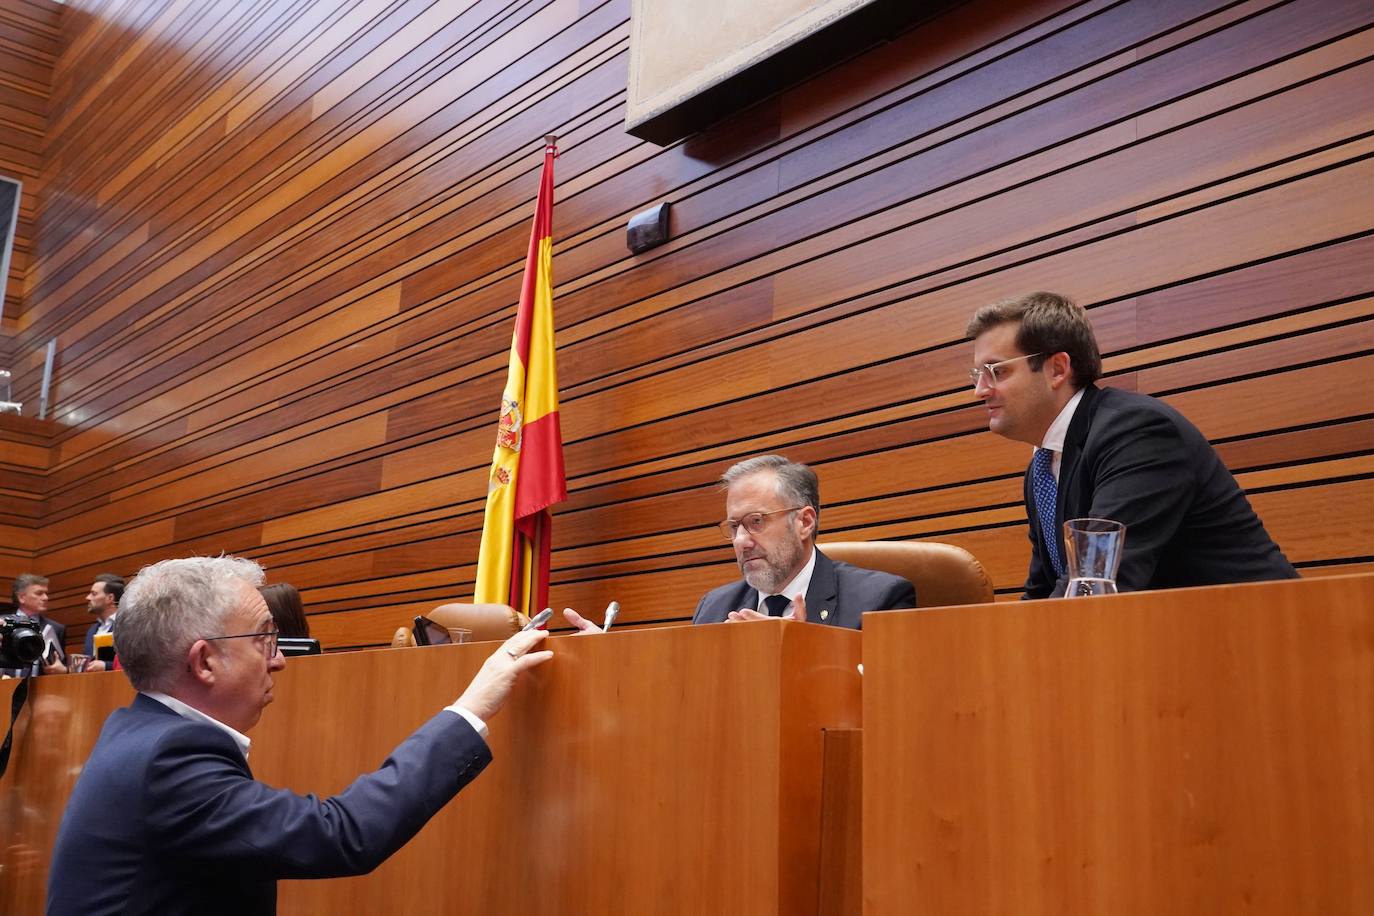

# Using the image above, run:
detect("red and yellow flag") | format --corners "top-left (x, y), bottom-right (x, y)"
top-left (474, 140), bottom-right (566, 616)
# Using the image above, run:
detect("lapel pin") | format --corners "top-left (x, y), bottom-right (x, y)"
top-left (820, 609), bottom-right (829, 620)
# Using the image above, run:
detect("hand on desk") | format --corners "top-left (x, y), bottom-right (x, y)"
top-left (727, 594), bottom-right (809, 623)
top-left (456, 629), bottom-right (553, 721)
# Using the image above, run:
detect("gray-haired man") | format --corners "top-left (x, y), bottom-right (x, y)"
top-left (48, 555), bottom-right (551, 916)
top-left (565, 455), bottom-right (916, 632)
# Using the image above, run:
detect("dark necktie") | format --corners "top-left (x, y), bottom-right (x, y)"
top-left (1032, 448), bottom-right (1065, 576)
top-left (763, 594), bottom-right (791, 617)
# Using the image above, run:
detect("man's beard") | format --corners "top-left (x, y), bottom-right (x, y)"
top-left (741, 533), bottom-right (807, 595)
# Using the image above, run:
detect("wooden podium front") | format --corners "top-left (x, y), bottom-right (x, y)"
top-left (862, 574), bottom-right (1374, 915)
top-left (0, 621), bottom-right (860, 915)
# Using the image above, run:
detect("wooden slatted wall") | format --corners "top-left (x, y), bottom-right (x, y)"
top-left (5, 0), bottom-right (1373, 651)
top-left (0, 0), bottom-right (59, 364)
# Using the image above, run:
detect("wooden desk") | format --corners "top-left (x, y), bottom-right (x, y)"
top-left (863, 574), bottom-right (1374, 915)
top-left (0, 621), bottom-right (860, 915)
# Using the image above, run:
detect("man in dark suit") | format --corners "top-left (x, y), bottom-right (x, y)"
top-left (47, 556), bottom-right (552, 916)
top-left (81, 574), bottom-right (123, 670)
top-left (4, 573), bottom-right (65, 677)
top-left (560, 456), bottom-right (914, 633)
top-left (967, 291), bottom-right (1298, 598)
top-left (41, 573), bottom-right (123, 675)
top-left (692, 455), bottom-right (914, 627)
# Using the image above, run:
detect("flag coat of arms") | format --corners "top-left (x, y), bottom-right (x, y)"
top-left (473, 140), bottom-right (566, 615)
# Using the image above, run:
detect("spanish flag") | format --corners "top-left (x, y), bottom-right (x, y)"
top-left (473, 138), bottom-right (566, 616)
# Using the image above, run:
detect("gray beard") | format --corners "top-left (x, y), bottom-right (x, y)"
top-left (742, 539), bottom-right (807, 595)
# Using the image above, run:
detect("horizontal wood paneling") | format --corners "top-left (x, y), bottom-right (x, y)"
top-left (3, 0), bottom-right (1372, 652)
top-left (0, 0), bottom-right (59, 359)
top-left (0, 412), bottom-right (53, 581)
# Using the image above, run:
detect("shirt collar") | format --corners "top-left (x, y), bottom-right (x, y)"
top-left (1039, 388), bottom-right (1086, 453)
top-left (756, 546), bottom-right (818, 612)
top-left (144, 691), bottom-right (252, 760)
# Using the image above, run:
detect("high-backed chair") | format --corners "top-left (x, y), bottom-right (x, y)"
top-left (818, 540), bottom-right (995, 608)
top-left (391, 603), bottom-right (529, 647)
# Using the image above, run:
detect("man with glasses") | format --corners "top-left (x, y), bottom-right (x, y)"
top-left (967, 291), bottom-right (1297, 599)
top-left (48, 556), bottom-right (552, 915)
top-left (691, 455), bottom-right (915, 627)
top-left (564, 456), bottom-right (915, 632)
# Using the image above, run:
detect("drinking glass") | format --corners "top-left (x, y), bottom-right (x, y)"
top-left (1062, 518), bottom-right (1126, 598)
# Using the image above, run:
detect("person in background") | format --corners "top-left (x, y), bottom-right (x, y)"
top-left (82, 574), bottom-right (125, 672)
top-left (259, 583), bottom-right (309, 638)
top-left (5, 573), bottom-right (66, 677)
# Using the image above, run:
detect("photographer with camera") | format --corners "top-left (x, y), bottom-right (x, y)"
top-left (1, 574), bottom-right (65, 677)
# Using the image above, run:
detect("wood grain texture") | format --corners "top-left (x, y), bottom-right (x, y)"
top-left (0, 0), bottom-right (1368, 647)
top-left (0, 0), bottom-right (59, 356)
top-left (862, 573), bottom-right (1374, 916)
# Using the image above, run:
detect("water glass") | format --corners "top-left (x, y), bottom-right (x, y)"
top-left (1062, 517), bottom-right (1126, 598)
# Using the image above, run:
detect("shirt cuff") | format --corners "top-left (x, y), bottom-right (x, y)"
top-left (444, 703), bottom-right (489, 740)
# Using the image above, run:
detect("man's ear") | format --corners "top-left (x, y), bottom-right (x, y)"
top-left (187, 640), bottom-right (216, 686)
top-left (1045, 351), bottom-right (1074, 390)
top-left (796, 505), bottom-right (818, 541)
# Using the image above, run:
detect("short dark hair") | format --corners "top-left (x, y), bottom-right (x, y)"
top-left (966, 291), bottom-right (1102, 387)
top-left (93, 573), bottom-right (125, 604)
top-left (259, 583), bottom-right (310, 638)
top-left (720, 455), bottom-right (821, 534)
top-left (12, 573), bottom-right (48, 605)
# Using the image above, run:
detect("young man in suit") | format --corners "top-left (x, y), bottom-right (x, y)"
top-left (47, 556), bottom-right (552, 915)
top-left (967, 291), bottom-right (1298, 598)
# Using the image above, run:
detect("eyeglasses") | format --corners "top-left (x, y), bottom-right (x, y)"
top-left (204, 629), bottom-right (280, 659)
top-left (717, 507), bottom-right (804, 541)
top-left (969, 353), bottom-right (1042, 389)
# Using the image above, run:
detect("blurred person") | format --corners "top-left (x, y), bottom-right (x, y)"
top-left (45, 574), bottom-right (124, 675)
top-left (47, 556), bottom-right (552, 915)
top-left (258, 583), bottom-right (309, 638)
top-left (4, 574), bottom-right (65, 677)
top-left (82, 574), bottom-right (124, 673)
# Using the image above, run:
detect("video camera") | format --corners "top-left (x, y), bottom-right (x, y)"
top-left (0, 614), bottom-right (46, 668)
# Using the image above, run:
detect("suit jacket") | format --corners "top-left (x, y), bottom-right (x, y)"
top-left (47, 694), bottom-right (491, 916)
top-left (1023, 385), bottom-right (1298, 599)
top-left (692, 548), bottom-right (916, 629)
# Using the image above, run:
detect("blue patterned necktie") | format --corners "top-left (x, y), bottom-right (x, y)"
top-left (1032, 448), bottom-right (1064, 576)
top-left (763, 594), bottom-right (791, 617)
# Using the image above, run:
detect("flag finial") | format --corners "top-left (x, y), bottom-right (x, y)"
top-left (544, 134), bottom-right (558, 149)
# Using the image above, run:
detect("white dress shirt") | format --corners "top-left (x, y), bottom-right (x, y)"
top-left (1038, 388), bottom-right (1086, 479)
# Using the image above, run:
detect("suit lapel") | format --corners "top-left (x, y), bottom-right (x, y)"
top-left (804, 549), bottom-right (839, 625)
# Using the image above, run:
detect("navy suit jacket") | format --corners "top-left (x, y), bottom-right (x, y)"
top-left (47, 694), bottom-right (491, 916)
top-left (1024, 385), bottom-right (1298, 599)
top-left (692, 548), bottom-right (915, 629)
